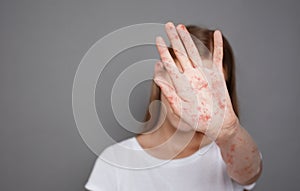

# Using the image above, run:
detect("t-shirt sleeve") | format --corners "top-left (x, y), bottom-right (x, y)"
top-left (243, 182), bottom-right (256, 190)
top-left (232, 180), bottom-right (256, 190)
top-left (85, 147), bottom-right (118, 191)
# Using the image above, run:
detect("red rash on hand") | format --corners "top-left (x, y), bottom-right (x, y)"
top-left (230, 144), bottom-right (236, 152)
top-left (237, 137), bottom-right (244, 143)
top-left (155, 22), bottom-right (233, 137)
top-left (179, 24), bottom-right (186, 31)
top-left (218, 100), bottom-right (225, 109)
top-left (199, 114), bottom-right (211, 122)
top-left (167, 96), bottom-right (174, 105)
top-left (226, 153), bottom-right (234, 165)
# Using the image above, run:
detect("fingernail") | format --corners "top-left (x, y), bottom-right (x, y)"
top-left (166, 22), bottom-right (174, 29)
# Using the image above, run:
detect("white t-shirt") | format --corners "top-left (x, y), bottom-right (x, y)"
top-left (85, 137), bottom-right (256, 191)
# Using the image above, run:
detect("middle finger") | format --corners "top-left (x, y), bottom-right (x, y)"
top-left (165, 22), bottom-right (194, 71)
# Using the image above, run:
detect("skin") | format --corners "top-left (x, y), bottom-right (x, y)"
top-left (136, 22), bottom-right (262, 186)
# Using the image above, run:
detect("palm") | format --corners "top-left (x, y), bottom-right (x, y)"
top-left (154, 22), bottom-right (238, 139)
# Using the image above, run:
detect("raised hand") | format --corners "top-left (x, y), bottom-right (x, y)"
top-left (154, 22), bottom-right (238, 139)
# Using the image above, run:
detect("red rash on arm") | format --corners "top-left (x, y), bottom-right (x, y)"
top-left (216, 122), bottom-right (262, 185)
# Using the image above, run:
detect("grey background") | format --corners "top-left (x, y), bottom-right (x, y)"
top-left (0, 0), bottom-right (299, 190)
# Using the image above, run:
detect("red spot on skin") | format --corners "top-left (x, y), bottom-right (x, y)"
top-left (245, 156), bottom-right (249, 160)
top-left (202, 83), bottom-right (208, 89)
top-left (199, 114), bottom-right (211, 121)
top-left (197, 106), bottom-right (201, 111)
top-left (179, 24), bottom-right (186, 30)
top-left (226, 153), bottom-right (233, 165)
top-left (237, 137), bottom-right (243, 142)
top-left (243, 164), bottom-right (252, 172)
top-left (230, 144), bottom-right (236, 152)
top-left (196, 81), bottom-right (208, 90)
top-left (167, 96), bottom-right (174, 105)
top-left (251, 148), bottom-right (256, 153)
top-left (175, 36), bottom-right (179, 40)
top-left (219, 101), bottom-right (225, 109)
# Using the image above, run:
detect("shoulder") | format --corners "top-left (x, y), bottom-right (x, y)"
top-left (97, 137), bottom-right (141, 168)
top-left (85, 137), bottom-right (137, 170)
top-left (101, 136), bottom-right (138, 155)
top-left (84, 139), bottom-right (139, 191)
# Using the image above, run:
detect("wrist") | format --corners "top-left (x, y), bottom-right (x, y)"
top-left (215, 119), bottom-right (240, 145)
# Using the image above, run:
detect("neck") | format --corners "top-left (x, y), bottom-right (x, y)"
top-left (137, 112), bottom-right (211, 159)
top-left (153, 116), bottom-right (203, 151)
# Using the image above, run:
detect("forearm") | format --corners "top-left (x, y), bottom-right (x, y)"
top-left (215, 120), bottom-right (262, 185)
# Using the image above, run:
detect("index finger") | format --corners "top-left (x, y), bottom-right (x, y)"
top-left (155, 36), bottom-right (181, 79)
top-left (165, 22), bottom-right (193, 71)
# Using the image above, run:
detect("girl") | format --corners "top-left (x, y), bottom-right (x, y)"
top-left (85, 22), bottom-right (262, 191)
